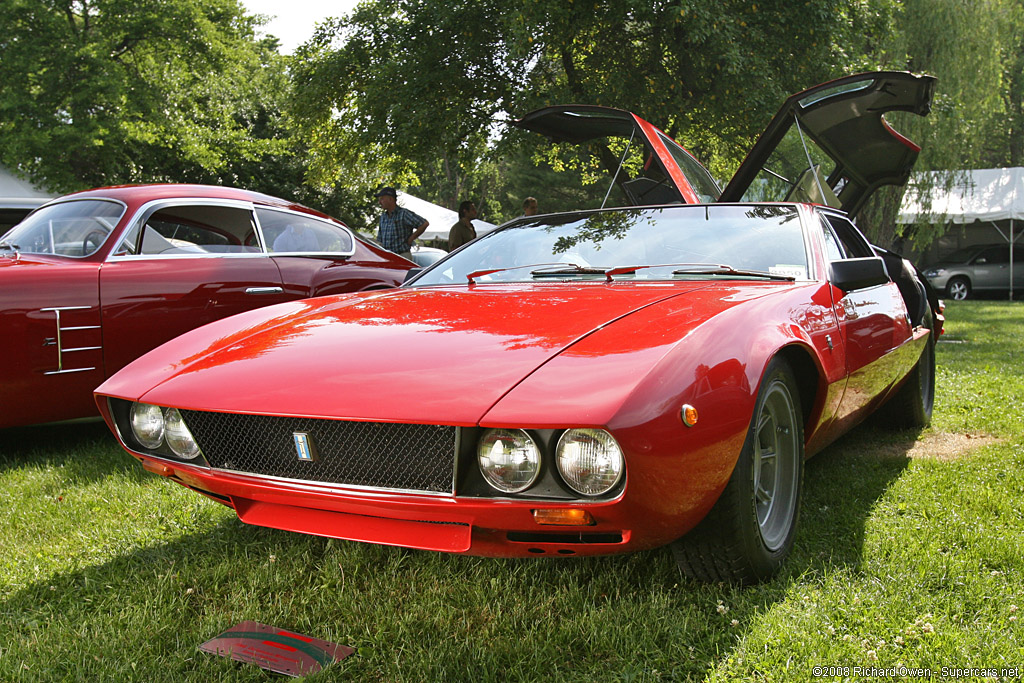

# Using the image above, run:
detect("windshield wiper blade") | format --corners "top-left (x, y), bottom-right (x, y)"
top-left (671, 264), bottom-right (795, 281)
top-left (0, 240), bottom-right (19, 251)
top-left (530, 264), bottom-right (610, 278)
top-left (466, 262), bottom-right (580, 283)
top-left (603, 263), bottom-right (754, 281)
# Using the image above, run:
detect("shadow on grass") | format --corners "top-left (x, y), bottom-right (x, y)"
top-left (0, 420), bottom-right (145, 484)
top-left (792, 424), bottom-right (916, 574)
top-left (0, 422), bottom-right (922, 681)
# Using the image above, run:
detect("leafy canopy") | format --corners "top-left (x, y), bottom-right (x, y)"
top-left (0, 0), bottom-right (290, 193)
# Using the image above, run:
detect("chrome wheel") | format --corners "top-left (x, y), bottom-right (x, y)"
top-left (752, 377), bottom-right (800, 551)
top-left (947, 277), bottom-right (970, 300)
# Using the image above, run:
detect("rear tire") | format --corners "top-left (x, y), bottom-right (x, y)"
top-left (671, 356), bottom-right (804, 584)
top-left (947, 276), bottom-right (970, 300)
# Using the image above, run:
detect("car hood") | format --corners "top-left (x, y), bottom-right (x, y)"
top-left (99, 283), bottom-right (759, 425)
top-left (0, 254), bottom-right (65, 269)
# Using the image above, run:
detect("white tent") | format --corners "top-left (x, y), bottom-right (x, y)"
top-left (899, 168), bottom-right (1023, 299)
top-left (1, 165), bottom-right (52, 233)
top-left (397, 191), bottom-right (497, 242)
top-left (898, 168), bottom-right (1024, 224)
top-left (0, 164), bottom-right (52, 209)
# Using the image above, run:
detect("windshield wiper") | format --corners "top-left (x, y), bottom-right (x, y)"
top-left (468, 261), bottom-right (796, 284)
top-left (603, 263), bottom-right (794, 281)
top-left (671, 264), bottom-right (795, 281)
top-left (530, 264), bottom-right (610, 278)
top-left (466, 262), bottom-right (581, 284)
top-left (0, 240), bottom-right (19, 251)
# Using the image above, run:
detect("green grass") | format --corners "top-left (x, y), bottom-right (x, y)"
top-left (1, 300), bottom-right (1022, 681)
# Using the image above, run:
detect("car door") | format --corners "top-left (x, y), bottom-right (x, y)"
top-left (2, 260), bottom-right (104, 427)
top-left (98, 199), bottom-right (290, 377)
top-left (720, 71), bottom-right (936, 219)
top-left (971, 245), bottom-right (1010, 289)
top-left (820, 212), bottom-right (915, 424)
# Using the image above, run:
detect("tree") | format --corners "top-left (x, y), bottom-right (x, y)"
top-left (854, 0), bottom-right (1016, 248)
top-left (0, 0), bottom-right (292, 193)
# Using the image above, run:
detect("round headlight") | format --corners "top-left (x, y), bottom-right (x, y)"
top-left (130, 402), bottom-right (164, 449)
top-left (164, 408), bottom-right (201, 460)
top-left (477, 429), bottom-right (541, 493)
top-left (556, 428), bottom-right (624, 496)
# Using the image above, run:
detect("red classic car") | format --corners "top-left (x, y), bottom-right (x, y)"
top-left (0, 184), bottom-right (412, 429)
top-left (96, 72), bottom-right (941, 582)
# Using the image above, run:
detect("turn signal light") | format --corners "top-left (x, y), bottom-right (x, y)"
top-left (681, 404), bottom-right (699, 427)
top-left (141, 459), bottom-right (174, 477)
top-left (532, 508), bottom-right (595, 526)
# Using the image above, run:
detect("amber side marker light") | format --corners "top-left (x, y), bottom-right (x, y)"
top-left (533, 509), bottom-right (595, 526)
top-left (141, 459), bottom-right (174, 477)
top-left (681, 404), bottom-right (698, 427)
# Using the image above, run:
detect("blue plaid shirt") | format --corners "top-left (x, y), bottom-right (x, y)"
top-left (378, 207), bottom-right (425, 254)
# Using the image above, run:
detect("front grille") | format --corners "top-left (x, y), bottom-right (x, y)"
top-left (181, 411), bottom-right (457, 494)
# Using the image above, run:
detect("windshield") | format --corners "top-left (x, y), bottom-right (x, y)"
top-left (0, 199), bottom-right (125, 257)
top-left (413, 205), bottom-right (809, 285)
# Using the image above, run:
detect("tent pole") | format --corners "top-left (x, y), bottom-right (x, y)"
top-left (1011, 219), bottom-right (1015, 302)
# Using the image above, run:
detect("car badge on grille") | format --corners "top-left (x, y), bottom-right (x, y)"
top-left (293, 432), bottom-right (318, 462)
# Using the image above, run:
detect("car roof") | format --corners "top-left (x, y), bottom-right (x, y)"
top-left (58, 184), bottom-right (328, 219)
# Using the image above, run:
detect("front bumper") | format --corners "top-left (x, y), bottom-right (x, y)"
top-left (137, 454), bottom-right (658, 557)
top-left (100, 396), bottom-right (741, 558)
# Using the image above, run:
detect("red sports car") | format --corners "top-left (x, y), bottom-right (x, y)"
top-left (96, 72), bottom-right (941, 582)
top-left (0, 184), bottom-right (412, 429)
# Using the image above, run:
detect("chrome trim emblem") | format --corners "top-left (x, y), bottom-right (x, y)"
top-left (293, 432), bottom-right (317, 462)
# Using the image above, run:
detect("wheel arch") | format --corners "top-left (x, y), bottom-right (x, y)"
top-left (775, 343), bottom-right (821, 439)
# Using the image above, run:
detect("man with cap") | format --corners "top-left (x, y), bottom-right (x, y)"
top-left (376, 187), bottom-right (428, 260)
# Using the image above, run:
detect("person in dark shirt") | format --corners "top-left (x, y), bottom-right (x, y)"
top-left (447, 200), bottom-right (478, 251)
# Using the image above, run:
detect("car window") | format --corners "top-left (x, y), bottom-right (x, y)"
top-left (656, 132), bottom-right (722, 202)
top-left (943, 246), bottom-right (981, 263)
top-left (820, 218), bottom-right (846, 262)
top-left (256, 208), bottom-right (355, 255)
top-left (822, 214), bottom-right (873, 259)
top-left (735, 123), bottom-right (841, 207)
top-left (0, 199), bottom-right (125, 257)
top-left (977, 246), bottom-right (1009, 264)
top-left (118, 204), bottom-right (259, 256)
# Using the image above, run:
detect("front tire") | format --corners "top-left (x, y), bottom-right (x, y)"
top-left (947, 276), bottom-right (971, 300)
top-left (671, 356), bottom-right (804, 584)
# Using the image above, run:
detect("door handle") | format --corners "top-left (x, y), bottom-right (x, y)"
top-left (245, 286), bottom-right (284, 295)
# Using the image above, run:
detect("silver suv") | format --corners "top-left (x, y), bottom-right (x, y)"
top-left (923, 244), bottom-right (1024, 299)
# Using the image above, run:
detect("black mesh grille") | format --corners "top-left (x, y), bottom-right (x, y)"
top-left (181, 411), bottom-right (457, 494)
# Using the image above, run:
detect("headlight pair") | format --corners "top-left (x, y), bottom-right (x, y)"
top-left (129, 402), bottom-right (202, 460)
top-left (476, 428), bottom-right (624, 497)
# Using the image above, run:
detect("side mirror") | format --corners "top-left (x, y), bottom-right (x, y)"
top-left (403, 267), bottom-right (423, 284)
top-left (829, 257), bottom-right (889, 291)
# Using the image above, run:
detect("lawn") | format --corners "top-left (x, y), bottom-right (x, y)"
top-left (1, 301), bottom-right (1021, 681)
